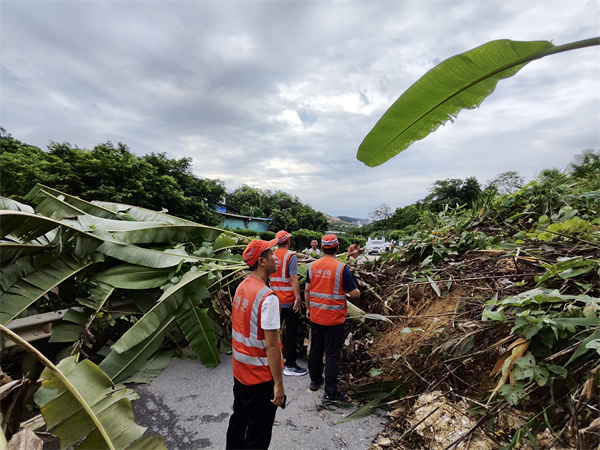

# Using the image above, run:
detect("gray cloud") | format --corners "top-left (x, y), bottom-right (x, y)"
top-left (2, 1), bottom-right (598, 218)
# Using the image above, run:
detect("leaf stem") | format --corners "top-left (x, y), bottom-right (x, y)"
top-left (0, 325), bottom-right (116, 450)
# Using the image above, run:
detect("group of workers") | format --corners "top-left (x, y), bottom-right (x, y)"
top-left (226, 232), bottom-right (360, 449)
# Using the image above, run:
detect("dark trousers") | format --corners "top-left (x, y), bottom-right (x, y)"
top-left (226, 378), bottom-right (277, 449)
top-left (280, 306), bottom-right (299, 366)
top-left (308, 322), bottom-right (345, 396)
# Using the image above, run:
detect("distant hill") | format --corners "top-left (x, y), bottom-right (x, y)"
top-left (337, 215), bottom-right (367, 224)
top-left (323, 215), bottom-right (371, 230)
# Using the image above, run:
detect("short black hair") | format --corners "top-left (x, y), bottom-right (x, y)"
top-left (323, 246), bottom-right (338, 255)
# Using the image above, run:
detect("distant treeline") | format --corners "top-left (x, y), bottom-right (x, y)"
top-left (0, 128), bottom-right (328, 232)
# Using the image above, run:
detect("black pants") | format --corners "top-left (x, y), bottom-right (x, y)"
top-left (280, 306), bottom-right (299, 366)
top-left (308, 322), bottom-right (345, 396)
top-left (226, 378), bottom-right (277, 449)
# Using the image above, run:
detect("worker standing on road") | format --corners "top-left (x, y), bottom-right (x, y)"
top-left (226, 239), bottom-right (285, 449)
top-left (304, 234), bottom-right (360, 402)
top-left (270, 230), bottom-right (308, 377)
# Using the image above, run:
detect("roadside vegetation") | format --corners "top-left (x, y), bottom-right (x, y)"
top-left (341, 149), bottom-right (600, 448)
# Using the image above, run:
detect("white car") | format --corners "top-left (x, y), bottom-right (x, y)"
top-left (366, 239), bottom-right (386, 254)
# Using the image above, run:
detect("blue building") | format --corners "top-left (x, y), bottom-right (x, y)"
top-left (216, 204), bottom-right (271, 232)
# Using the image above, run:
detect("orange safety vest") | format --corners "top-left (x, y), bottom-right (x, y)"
top-left (308, 257), bottom-right (348, 326)
top-left (270, 248), bottom-right (295, 306)
top-left (231, 276), bottom-right (280, 385)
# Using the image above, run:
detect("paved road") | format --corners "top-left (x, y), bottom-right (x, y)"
top-left (132, 354), bottom-right (386, 449)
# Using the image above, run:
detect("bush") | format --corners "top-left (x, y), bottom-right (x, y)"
top-left (290, 229), bottom-right (323, 251)
top-left (227, 228), bottom-right (275, 241)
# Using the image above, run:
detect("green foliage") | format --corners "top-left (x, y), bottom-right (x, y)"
top-left (1, 185), bottom-right (247, 375)
top-left (227, 185), bottom-right (327, 233)
top-left (290, 229), bottom-right (323, 252)
top-left (424, 177), bottom-right (482, 213)
top-left (399, 205), bottom-right (502, 265)
top-left (356, 37), bottom-right (599, 166)
top-left (484, 287), bottom-right (600, 405)
top-left (226, 227), bottom-right (276, 242)
top-left (485, 171), bottom-right (525, 195)
top-left (0, 135), bottom-right (226, 226)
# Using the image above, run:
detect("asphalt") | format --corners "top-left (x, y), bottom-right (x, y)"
top-left (131, 354), bottom-right (387, 449)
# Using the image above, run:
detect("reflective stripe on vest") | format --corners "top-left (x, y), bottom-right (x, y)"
top-left (231, 277), bottom-right (274, 385)
top-left (270, 249), bottom-right (295, 304)
top-left (308, 258), bottom-right (348, 326)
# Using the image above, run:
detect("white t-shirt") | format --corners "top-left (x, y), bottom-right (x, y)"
top-left (261, 294), bottom-right (281, 330)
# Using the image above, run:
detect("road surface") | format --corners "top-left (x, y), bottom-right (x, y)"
top-left (131, 354), bottom-right (386, 449)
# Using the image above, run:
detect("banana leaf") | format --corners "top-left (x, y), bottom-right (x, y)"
top-left (0, 197), bottom-right (35, 213)
top-left (92, 201), bottom-right (201, 225)
top-left (100, 224), bottom-right (224, 245)
top-left (0, 253), bottom-right (94, 325)
top-left (0, 211), bottom-right (64, 241)
top-left (0, 326), bottom-right (166, 449)
top-left (357, 38), bottom-right (600, 167)
top-left (96, 240), bottom-right (197, 268)
top-left (176, 300), bottom-right (220, 367)
top-left (93, 264), bottom-right (172, 289)
top-left (120, 350), bottom-right (176, 384)
top-left (110, 270), bottom-right (209, 353)
top-left (25, 184), bottom-right (118, 219)
top-left (36, 192), bottom-right (88, 220)
top-left (0, 242), bottom-right (54, 266)
top-left (99, 316), bottom-right (174, 382)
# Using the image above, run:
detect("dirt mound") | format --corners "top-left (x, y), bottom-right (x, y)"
top-left (341, 244), bottom-right (599, 449)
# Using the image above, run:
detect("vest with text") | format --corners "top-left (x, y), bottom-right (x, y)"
top-left (308, 257), bottom-right (348, 326)
top-left (231, 276), bottom-right (275, 385)
top-left (270, 248), bottom-right (295, 306)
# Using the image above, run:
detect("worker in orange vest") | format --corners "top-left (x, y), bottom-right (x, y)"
top-left (304, 234), bottom-right (360, 402)
top-left (270, 230), bottom-right (308, 376)
top-left (226, 239), bottom-right (285, 449)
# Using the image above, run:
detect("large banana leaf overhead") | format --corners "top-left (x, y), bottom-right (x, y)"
top-left (357, 38), bottom-right (600, 167)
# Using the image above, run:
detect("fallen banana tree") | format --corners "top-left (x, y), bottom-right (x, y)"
top-left (0, 184), bottom-right (387, 447)
top-left (0, 184), bottom-right (250, 445)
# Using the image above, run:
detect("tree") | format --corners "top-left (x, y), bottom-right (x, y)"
top-left (569, 149), bottom-right (600, 178)
top-left (0, 134), bottom-right (226, 226)
top-left (226, 186), bottom-right (327, 233)
top-left (369, 204), bottom-right (393, 222)
top-left (486, 171), bottom-right (525, 195)
top-left (424, 177), bottom-right (481, 212)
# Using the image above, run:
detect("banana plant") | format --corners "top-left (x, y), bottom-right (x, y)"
top-left (1, 184), bottom-right (248, 379)
top-left (357, 37), bottom-right (600, 167)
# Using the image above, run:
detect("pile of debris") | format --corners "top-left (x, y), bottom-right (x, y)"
top-left (338, 242), bottom-right (600, 449)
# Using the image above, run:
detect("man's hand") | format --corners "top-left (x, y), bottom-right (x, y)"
top-left (271, 382), bottom-right (285, 407)
top-left (293, 298), bottom-right (301, 313)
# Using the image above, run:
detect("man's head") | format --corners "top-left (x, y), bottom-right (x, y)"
top-left (276, 230), bottom-right (291, 249)
top-left (354, 241), bottom-right (359, 246)
top-left (321, 234), bottom-right (339, 255)
top-left (243, 239), bottom-right (278, 275)
top-left (310, 239), bottom-right (318, 250)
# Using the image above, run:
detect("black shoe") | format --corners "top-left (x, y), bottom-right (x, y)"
top-left (309, 380), bottom-right (323, 391)
top-left (323, 391), bottom-right (348, 402)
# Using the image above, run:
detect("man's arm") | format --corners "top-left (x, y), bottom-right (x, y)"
top-left (290, 275), bottom-right (300, 312)
top-left (264, 329), bottom-right (285, 407)
top-left (304, 282), bottom-right (311, 320)
top-left (346, 288), bottom-right (360, 301)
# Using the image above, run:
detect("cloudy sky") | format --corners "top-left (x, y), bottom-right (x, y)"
top-left (2, 1), bottom-right (599, 218)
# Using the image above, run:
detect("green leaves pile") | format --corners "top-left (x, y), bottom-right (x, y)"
top-left (1, 184), bottom-right (250, 446)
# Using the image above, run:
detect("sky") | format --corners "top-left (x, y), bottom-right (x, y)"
top-left (2, 1), bottom-right (599, 219)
